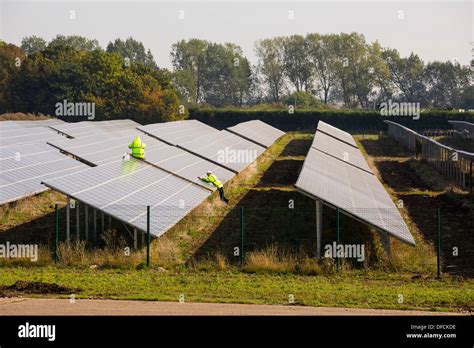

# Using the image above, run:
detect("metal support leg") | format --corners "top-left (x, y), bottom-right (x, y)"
top-left (76, 201), bottom-right (80, 240)
top-left (66, 198), bottom-right (70, 246)
top-left (101, 212), bottom-right (105, 233)
top-left (380, 231), bottom-right (391, 255)
top-left (93, 209), bottom-right (97, 241)
top-left (134, 228), bottom-right (137, 250)
top-left (316, 200), bottom-right (322, 259)
top-left (85, 205), bottom-right (89, 242)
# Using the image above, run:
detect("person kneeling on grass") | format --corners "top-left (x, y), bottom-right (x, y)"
top-left (198, 171), bottom-right (229, 204)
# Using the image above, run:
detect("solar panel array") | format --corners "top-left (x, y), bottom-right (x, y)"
top-left (49, 119), bottom-right (140, 138)
top-left (6, 118), bottom-right (279, 239)
top-left (42, 159), bottom-right (210, 237)
top-left (138, 120), bottom-right (218, 145)
top-left (227, 120), bottom-right (285, 147)
top-left (0, 119), bottom-right (64, 129)
top-left (139, 120), bottom-right (266, 173)
top-left (449, 120), bottom-right (474, 138)
top-left (0, 124), bottom-right (65, 147)
top-left (312, 131), bottom-right (372, 174)
top-left (317, 121), bottom-right (357, 148)
top-left (0, 142), bottom-right (88, 205)
top-left (296, 121), bottom-right (415, 245)
top-left (48, 130), bottom-right (235, 189)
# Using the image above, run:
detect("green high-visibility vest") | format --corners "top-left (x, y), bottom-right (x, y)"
top-left (129, 136), bottom-right (146, 159)
top-left (201, 174), bottom-right (223, 188)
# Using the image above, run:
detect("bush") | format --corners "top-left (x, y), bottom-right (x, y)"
top-left (190, 108), bottom-right (474, 132)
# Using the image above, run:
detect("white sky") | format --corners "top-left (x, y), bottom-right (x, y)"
top-left (1, 0), bottom-right (472, 69)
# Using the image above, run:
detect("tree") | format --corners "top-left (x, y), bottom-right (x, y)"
top-left (284, 91), bottom-right (323, 109)
top-left (306, 33), bottom-right (339, 104)
top-left (201, 43), bottom-right (253, 106)
top-left (282, 35), bottom-right (313, 92)
top-left (171, 39), bottom-right (253, 106)
top-left (106, 37), bottom-right (156, 68)
top-left (171, 39), bottom-right (208, 104)
top-left (10, 44), bottom-right (181, 123)
top-left (255, 37), bottom-right (287, 102)
top-left (0, 41), bottom-right (25, 113)
top-left (424, 61), bottom-right (472, 108)
top-left (48, 35), bottom-right (101, 52)
top-left (21, 36), bottom-right (47, 55)
top-left (382, 49), bottom-right (426, 103)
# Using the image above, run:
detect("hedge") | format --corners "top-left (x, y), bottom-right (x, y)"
top-left (189, 109), bottom-right (474, 132)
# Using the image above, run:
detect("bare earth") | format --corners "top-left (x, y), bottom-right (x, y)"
top-left (0, 298), bottom-right (463, 316)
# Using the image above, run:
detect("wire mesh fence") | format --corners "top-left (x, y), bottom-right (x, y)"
top-left (1, 197), bottom-right (472, 277)
top-left (385, 120), bottom-right (474, 194)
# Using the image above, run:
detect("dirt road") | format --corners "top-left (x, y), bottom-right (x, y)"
top-left (0, 297), bottom-right (463, 315)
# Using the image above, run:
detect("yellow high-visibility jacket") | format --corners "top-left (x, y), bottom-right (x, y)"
top-left (129, 136), bottom-right (146, 159)
top-left (200, 174), bottom-right (223, 188)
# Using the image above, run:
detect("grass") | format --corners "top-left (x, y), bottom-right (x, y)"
top-left (0, 266), bottom-right (472, 312)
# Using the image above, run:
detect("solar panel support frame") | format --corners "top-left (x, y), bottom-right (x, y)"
top-left (175, 144), bottom-right (239, 174)
top-left (295, 185), bottom-right (415, 246)
top-left (226, 128), bottom-right (268, 148)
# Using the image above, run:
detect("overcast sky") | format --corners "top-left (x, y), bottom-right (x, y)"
top-left (1, 0), bottom-right (472, 69)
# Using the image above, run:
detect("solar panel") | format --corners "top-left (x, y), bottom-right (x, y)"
top-left (449, 120), bottom-right (474, 137)
top-left (317, 121), bottom-right (357, 148)
top-left (0, 143), bottom-right (88, 205)
top-left (145, 145), bottom-right (235, 189)
top-left (0, 119), bottom-right (64, 129)
top-left (48, 131), bottom-right (235, 188)
top-left (177, 130), bottom-right (266, 173)
top-left (227, 120), bottom-right (285, 148)
top-left (48, 131), bottom-right (164, 165)
top-left (49, 120), bottom-right (141, 138)
top-left (295, 148), bottom-right (415, 245)
top-left (138, 119), bottom-right (219, 146)
top-left (312, 131), bottom-right (372, 174)
top-left (42, 159), bottom-right (211, 237)
top-left (0, 126), bottom-right (66, 147)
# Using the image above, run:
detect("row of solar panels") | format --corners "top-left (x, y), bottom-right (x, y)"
top-left (296, 121), bottom-right (415, 246)
top-left (449, 120), bottom-right (474, 138)
top-left (1, 118), bottom-right (284, 238)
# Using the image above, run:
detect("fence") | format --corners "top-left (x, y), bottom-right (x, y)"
top-left (385, 120), bottom-right (474, 194)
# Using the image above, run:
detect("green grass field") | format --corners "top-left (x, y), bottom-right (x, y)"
top-left (0, 267), bottom-right (472, 312)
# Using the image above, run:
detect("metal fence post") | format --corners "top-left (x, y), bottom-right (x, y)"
top-left (470, 161), bottom-right (473, 204)
top-left (147, 205), bottom-right (151, 269)
top-left (437, 208), bottom-right (441, 278)
top-left (66, 198), bottom-right (70, 246)
top-left (55, 204), bottom-right (59, 263)
top-left (337, 208), bottom-right (340, 270)
top-left (240, 206), bottom-right (245, 264)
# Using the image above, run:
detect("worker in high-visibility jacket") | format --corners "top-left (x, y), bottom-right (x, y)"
top-left (198, 171), bottom-right (229, 204)
top-left (128, 136), bottom-right (146, 159)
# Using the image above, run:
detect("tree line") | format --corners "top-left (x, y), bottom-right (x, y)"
top-left (173, 33), bottom-right (473, 109)
top-left (0, 35), bottom-right (181, 122)
top-left (0, 33), bottom-right (472, 123)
